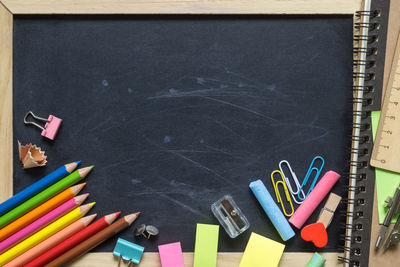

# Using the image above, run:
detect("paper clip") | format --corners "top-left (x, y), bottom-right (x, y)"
top-left (279, 160), bottom-right (305, 204)
top-left (270, 170), bottom-right (294, 217)
top-left (113, 238), bottom-right (144, 267)
top-left (24, 111), bottom-right (62, 140)
top-left (298, 156), bottom-right (325, 201)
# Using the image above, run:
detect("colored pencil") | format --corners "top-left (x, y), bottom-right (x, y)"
top-left (45, 212), bottom-right (140, 267)
top-left (0, 203), bottom-right (95, 266)
top-left (0, 183), bottom-right (86, 242)
top-left (4, 215), bottom-right (97, 267)
top-left (0, 166), bottom-right (93, 228)
top-left (0, 194), bottom-right (89, 253)
top-left (25, 212), bottom-right (120, 267)
top-left (0, 162), bottom-right (80, 217)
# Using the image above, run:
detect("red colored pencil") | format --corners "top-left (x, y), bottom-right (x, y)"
top-left (24, 212), bottom-right (120, 267)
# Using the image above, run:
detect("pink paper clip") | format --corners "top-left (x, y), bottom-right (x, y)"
top-left (24, 111), bottom-right (62, 140)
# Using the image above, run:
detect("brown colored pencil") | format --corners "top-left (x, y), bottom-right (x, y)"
top-left (45, 212), bottom-right (140, 267)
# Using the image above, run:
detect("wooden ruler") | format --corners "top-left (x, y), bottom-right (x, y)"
top-left (371, 31), bottom-right (400, 173)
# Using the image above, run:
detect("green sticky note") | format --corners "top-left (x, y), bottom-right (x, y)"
top-left (239, 232), bottom-right (285, 267)
top-left (193, 224), bottom-right (219, 267)
top-left (371, 111), bottom-right (400, 224)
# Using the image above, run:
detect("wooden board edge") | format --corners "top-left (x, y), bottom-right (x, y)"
top-left (2, 0), bottom-right (361, 15)
top-left (0, 1), bottom-right (13, 202)
top-left (2, 1), bottom-right (359, 265)
top-left (69, 252), bottom-right (343, 266)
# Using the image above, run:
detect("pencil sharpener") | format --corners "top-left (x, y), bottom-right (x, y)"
top-left (211, 195), bottom-right (250, 238)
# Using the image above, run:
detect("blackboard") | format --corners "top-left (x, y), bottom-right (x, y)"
top-left (13, 15), bottom-right (353, 253)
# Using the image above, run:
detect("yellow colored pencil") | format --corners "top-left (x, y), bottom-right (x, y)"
top-left (0, 203), bottom-right (95, 265)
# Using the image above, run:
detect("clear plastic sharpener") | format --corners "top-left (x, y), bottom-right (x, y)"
top-left (211, 195), bottom-right (250, 238)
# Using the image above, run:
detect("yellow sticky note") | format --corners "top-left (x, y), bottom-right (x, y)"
top-left (239, 232), bottom-right (285, 267)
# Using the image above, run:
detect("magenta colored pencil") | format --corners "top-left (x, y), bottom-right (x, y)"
top-left (0, 194), bottom-right (88, 253)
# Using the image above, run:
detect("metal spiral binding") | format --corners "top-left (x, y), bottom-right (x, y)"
top-left (338, 8), bottom-right (381, 267)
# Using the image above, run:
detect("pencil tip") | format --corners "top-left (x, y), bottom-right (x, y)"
top-left (105, 212), bottom-right (121, 224)
top-left (124, 212), bottom-right (141, 225)
top-left (80, 202), bottom-right (96, 215)
top-left (70, 183), bottom-right (86, 195)
top-left (82, 214), bottom-right (98, 225)
top-left (78, 166), bottom-right (94, 178)
top-left (75, 160), bottom-right (82, 165)
top-left (75, 194), bottom-right (89, 205)
top-left (65, 162), bottom-right (80, 173)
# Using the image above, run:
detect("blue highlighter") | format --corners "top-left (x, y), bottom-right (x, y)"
top-left (249, 179), bottom-right (295, 241)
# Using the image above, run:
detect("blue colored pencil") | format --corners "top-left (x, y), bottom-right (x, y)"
top-left (0, 161), bottom-right (80, 217)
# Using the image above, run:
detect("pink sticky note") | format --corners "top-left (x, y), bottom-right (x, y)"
top-left (158, 242), bottom-right (185, 267)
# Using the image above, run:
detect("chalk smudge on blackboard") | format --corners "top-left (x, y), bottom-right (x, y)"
top-left (169, 88), bottom-right (178, 94)
top-left (102, 80), bottom-right (109, 86)
top-left (159, 193), bottom-right (208, 218)
top-left (166, 149), bottom-right (235, 186)
top-left (163, 136), bottom-right (172, 143)
top-left (131, 178), bottom-right (142, 184)
top-left (128, 88), bottom-right (133, 93)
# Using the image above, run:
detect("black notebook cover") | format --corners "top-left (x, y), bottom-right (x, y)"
top-left (341, 0), bottom-right (390, 266)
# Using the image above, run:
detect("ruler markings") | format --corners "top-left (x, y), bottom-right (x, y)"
top-left (371, 32), bottom-right (400, 172)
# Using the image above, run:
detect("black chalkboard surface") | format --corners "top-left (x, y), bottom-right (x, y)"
top-left (13, 15), bottom-right (353, 253)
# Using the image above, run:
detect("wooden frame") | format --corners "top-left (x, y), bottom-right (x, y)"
top-left (0, 1), bottom-right (363, 266)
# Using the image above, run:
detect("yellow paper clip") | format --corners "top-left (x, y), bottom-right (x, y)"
top-left (270, 170), bottom-right (294, 217)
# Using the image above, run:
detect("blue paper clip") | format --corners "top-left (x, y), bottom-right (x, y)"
top-left (298, 156), bottom-right (325, 201)
top-left (113, 238), bottom-right (144, 267)
top-left (279, 160), bottom-right (305, 204)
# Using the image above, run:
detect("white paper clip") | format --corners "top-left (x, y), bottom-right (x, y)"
top-left (279, 160), bottom-right (305, 204)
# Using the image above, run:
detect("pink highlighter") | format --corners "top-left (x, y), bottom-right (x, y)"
top-left (289, 171), bottom-right (341, 229)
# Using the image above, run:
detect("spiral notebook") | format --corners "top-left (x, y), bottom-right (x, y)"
top-left (341, 0), bottom-right (390, 266)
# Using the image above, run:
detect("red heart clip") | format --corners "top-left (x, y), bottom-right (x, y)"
top-left (301, 222), bottom-right (328, 248)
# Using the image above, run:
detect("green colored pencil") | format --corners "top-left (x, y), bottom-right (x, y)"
top-left (0, 166), bottom-right (93, 229)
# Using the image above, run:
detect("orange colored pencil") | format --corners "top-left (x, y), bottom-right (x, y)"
top-left (3, 214), bottom-right (97, 267)
top-left (0, 183), bottom-right (86, 242)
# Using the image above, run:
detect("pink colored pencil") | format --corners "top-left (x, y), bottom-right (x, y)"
top-left (3, 214), bottom-right (97, 267)
top-left (0, 194), bottom-right (88, 254)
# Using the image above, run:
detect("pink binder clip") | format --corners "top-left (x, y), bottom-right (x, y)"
top-left (24, 111), bottom-right (62, 140)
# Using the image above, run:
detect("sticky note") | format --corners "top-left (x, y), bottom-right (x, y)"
top-left (158, 242), bottom-right (185, 267)
top-left (239, 232), bottom-right (285, 267)
top-left (371, 111), bottom-right (400, 224)
top-left (193, 224), bottom-right (219, 267)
